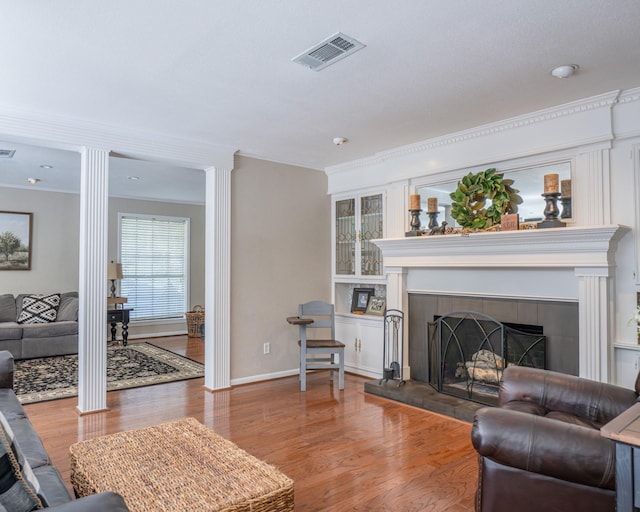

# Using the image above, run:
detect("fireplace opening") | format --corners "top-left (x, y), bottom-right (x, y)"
top-left (428, 311), bottom-right (546, 406)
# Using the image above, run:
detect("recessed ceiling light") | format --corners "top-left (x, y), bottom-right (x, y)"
top-left (551, 64), bottom-right (579, 79)
top-left (40, 164), bottom-right (53, 169)
top-left (27, 178), bottom-right (40, 185)
top-left (127, 176), bottom-right (140, 181)
top-left (333, 137), bottom-right (348, 146)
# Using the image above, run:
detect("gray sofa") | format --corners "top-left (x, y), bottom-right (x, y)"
top-left (0, 350), bottom-right (129, 511)
top-left (0, 292), bottom-right (78, 360)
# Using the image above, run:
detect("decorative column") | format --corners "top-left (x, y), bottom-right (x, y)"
top-left (575, 149), bottom-right (611, 226)
top-left (204, 166), bottom-right (233, 390)
top-left (77, 147), bottom-right (109, 413)
top-left (576, 268), bottom-right (613, 383)
top-left (385, 266), bottom-right (410, 379)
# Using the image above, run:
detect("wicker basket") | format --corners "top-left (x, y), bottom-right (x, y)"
top-left (186, 305), bottom-right (204, 338)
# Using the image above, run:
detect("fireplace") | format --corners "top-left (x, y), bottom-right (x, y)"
top-left (428, 311), bottom-right (546, 405)
top-left (364, 226), bottom-right (627, 418)
top-left (410, 293), bottom-right (577, 385)
top-left (374, 225), bottom-right (628, 384)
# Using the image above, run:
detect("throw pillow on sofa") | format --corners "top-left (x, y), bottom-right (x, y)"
top-left (0, 412), bottom-right (45, 510)
top-left (17, 294), bottom-right (60, 325)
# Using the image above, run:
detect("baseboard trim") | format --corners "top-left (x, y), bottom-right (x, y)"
top-left (128, 330), bottom-right (187, 340)
top-left (231, 369), bottom-right (299, 386)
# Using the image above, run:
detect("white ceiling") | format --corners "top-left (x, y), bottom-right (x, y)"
top-left (0, 1), bottom-right (639, 203)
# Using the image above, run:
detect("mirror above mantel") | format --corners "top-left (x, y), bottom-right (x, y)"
top-left (415, 161), bottom-right (572, 228)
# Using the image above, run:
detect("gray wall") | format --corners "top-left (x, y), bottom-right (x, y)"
top-left (0, 188), bottom-right (80, 294)
top-left (108, 196), bottom-right (205, 338)
top-left (230, 155), bottom-right (331, 381)
top-left (0, 154), bottom-right (331, 382)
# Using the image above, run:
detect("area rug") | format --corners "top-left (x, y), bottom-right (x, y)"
top-left (14, 343), bottom-right (204, 405)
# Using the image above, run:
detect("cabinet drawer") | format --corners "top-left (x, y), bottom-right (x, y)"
top-left (108, 312), bottom-right (123, 322)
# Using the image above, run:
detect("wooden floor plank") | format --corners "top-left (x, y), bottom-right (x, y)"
top-left (22, 336), bottom-right (478, 511)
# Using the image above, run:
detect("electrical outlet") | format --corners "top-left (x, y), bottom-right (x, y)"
top-left (263, 342), bottom-right (270, 355)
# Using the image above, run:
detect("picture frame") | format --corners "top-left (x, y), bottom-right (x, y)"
top-left (0, 211), bottom-right (32, 271)
top-left (351, 287), bottom-right (375, 314)
top-left (366, 296), bottom-right (386, 316)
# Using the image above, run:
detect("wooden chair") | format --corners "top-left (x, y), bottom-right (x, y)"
top-left (287, 301), bottom-right (345, 391)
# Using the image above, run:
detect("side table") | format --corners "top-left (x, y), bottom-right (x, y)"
top-left (107, 308), bottom-right (133, 346)
top-left (601, 402), bottom-right (640, 511)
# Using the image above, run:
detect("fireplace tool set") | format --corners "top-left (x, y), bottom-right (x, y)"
top-left (381, 309), bottom-right (405, 386)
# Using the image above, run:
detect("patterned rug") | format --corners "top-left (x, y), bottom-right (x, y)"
top-left (15, 343), bottom-right (204, 404)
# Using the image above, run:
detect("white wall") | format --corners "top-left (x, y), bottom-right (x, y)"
top-left (326, 87), bottom-right (640, 388)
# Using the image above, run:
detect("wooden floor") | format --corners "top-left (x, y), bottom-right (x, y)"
top-left (23, 336), bottom-right (478, 511)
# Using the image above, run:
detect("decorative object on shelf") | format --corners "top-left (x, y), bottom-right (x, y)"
top-left (537, 174), bottom-right (566, 229)
top-left (449, 168), bottom-right (522, 230)
top-left (0, 211), bottom-right (32, 271)
top-left (630, 293), bottom-right (640, 342)
top-left (381, 309), bottom-right (404, 386)
top-left (428, 221), bottom-right (448, 236)
top-left (186, 305), bottom-right (205, 338)
top-left (351, 287), bottom-right (375, 314)
top-left (365, 296), bottom-right (386, 316)
top-left (405, 193), bottom-right (423, 237)
top-left (427, 211), bottom-right (439, 229)
top-left (107, 296), bottom-right (128, 310)
top-left (426, 197), bottom-right (439, 229)
top-left (560, 179), bottom-right (572, 219)
top-left (500, 213), bottom-right (519, 231)
top-left (107, 261), bottom-right (123, 298)
top-left (544, 173), bottom-right (559, 194)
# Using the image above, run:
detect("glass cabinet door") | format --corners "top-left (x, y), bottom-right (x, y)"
top-left (360, 193), bottom-right (383, 276)
top-left (335, 198), bottom-right (356, 275)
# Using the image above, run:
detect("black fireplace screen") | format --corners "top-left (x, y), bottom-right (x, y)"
top-left (428, 311), bottom-right (546, 405)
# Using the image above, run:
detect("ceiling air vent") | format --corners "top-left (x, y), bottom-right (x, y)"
top-left (292, 32), bottom-right (365, 71)
top-left (0, 149), bottom-right (15, 158)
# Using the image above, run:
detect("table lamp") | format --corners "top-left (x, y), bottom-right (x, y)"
top-left (107, 261), bottom-right (123, 298)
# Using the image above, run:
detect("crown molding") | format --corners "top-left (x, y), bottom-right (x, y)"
top-left (0, 104), bottom-right (237, 170)
top-left (618, 86), bottom-right (640, 104)
top-left (326, 90), bottom-right (621, 175)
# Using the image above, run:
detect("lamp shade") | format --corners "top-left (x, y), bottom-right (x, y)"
top-left (107, 262), bottom-right (123, 280)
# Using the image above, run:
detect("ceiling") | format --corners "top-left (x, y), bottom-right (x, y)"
top-left (0, 1), bottom-right (639, 203)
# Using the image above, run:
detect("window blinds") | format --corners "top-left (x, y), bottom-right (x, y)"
top-left (119, 214), bottom-right (189, 321)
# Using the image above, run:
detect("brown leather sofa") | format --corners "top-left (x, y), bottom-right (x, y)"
top-left (471, 366), bottom-right (640, 512)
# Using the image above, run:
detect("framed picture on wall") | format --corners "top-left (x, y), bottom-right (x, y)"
top-left (0, 211), bottom-right (32, 271)
top-left (351, 287), bottom-right (375, 314)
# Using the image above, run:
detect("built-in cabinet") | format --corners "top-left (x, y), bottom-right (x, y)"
top-left (334, 192), bottom-right (384, 277)
top-left (332, 189), bottom-right (387, 378)
top-left (336, 315), bottom-right (384, 379)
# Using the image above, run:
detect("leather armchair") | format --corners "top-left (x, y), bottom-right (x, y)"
top-left (471, 366), bottom-right (640, 512)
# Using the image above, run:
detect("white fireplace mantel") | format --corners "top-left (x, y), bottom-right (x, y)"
top-left (373, 224), bottom-right (631, 383)
top-left (373, 225), bottom-right (629, 271)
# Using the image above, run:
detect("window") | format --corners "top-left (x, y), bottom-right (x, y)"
top-left (119, 213), bottom-right (189, 321)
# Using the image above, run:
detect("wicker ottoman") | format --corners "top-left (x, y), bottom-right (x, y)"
top-left (69, 417), bottom-right (294, 512)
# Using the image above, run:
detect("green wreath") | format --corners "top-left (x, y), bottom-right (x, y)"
top-left (449, 168), bottom-right (522, 229)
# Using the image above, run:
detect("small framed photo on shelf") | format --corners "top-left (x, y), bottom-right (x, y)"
top-left (351, 287), bottom-right (375, 314)
top-left (366, 296), bottom-right (386, 316)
